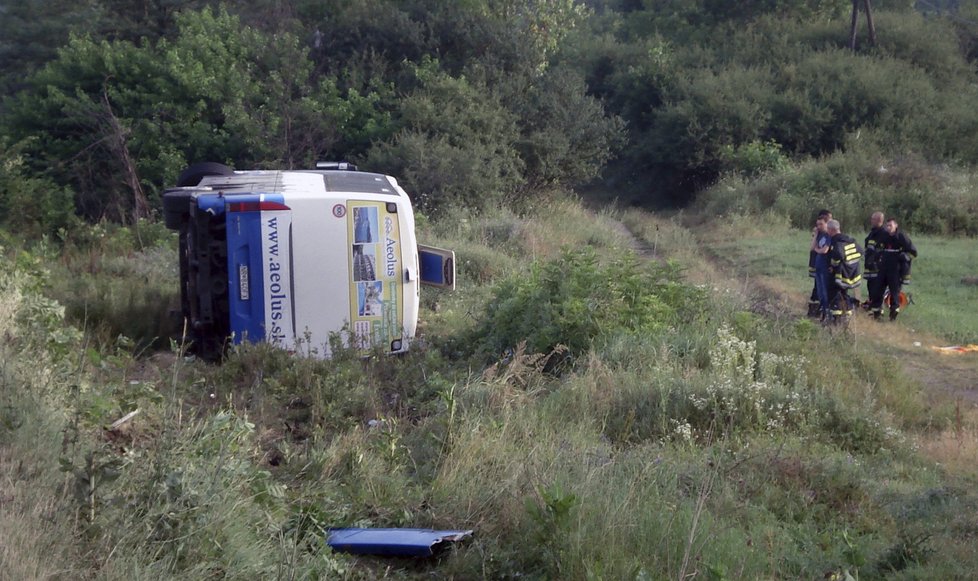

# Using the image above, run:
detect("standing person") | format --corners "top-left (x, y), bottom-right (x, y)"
top-left (807, 209), bottom-right (833, 317)
top-left (864, 211), bottom-right (887, 317)
top-left (826, 219), bottom-right (863, 324)
top-left (810, 218), bottom-right (832, 320)
top-left (872, 218), bottom-right (918, 321)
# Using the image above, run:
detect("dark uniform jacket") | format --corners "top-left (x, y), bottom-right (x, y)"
top-left (878, 230), bottom-right (917, 270)
top-left (863, 226), bottom-right (886, 279)
top-left (829, 233), bottom-right (863, 289)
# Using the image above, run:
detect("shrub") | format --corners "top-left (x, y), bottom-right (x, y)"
top-left (0, 139), bottom-right (78, 237)
top-left (718, 139), bottom-right (790, 178)
top-left (468, 248), bottom-right (704, 364)
top-left (364, 59), bottom-right (524, 213)
top-left (697, 146), bottom-right (978, 235)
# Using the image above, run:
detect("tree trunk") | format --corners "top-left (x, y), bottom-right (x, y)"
top-left (864, 0), bottom-right (877, 47)
top-left (849, 0), bottom-right (860, 51)
top-left (101, 88), bottom-right (150, 223)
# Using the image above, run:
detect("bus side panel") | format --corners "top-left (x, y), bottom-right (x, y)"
top-left (226, 211), bottom-right (265, 344)
top-left (225, 195), bottom-right (295, 350)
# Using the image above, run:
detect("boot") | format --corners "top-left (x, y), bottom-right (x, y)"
top-left (871, 310), bottom-right (882, 321)
top-left (807, 301), bottom-right (820, 318)
top-left (889, 309), bottom-right (898, 321)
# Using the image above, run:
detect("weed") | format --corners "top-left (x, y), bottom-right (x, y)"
top-left (469, 247), bottom-right (702, 365)
top-left (525, 482), bottom-right (579, 577)
top-left (59, 449), bottom-right (122, 524)
top-left (875, 531), bottom-right (933, 574)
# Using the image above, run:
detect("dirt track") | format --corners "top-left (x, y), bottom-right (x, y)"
top-left (610, 214), bottom-right (978, 407)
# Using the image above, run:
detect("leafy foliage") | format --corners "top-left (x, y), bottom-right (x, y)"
top-left (0, 138), bottom-right (78, 236)
top-left (0, 0), bottom-right (103, 94)
top-left (364, 59), bottom-right (524, 212)
top-left (1, 8), bottom-right (396, 222)
top-left (569, 3), bottom-right (978, 207)
top-left (698, 145), bottom-right (978, 235)
top-left (1, 1), bottom-right (626, 221)
top-left (469, 248), bottom-right (703, 362)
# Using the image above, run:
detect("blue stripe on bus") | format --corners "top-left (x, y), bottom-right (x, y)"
top-left (225, 193), bottom-right (287, 344)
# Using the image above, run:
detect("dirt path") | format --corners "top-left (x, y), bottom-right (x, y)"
top-left (856, 319), bottom-right (978, 405)
top-left (608, 219), bottom-right (662, 263)
top-left (609, 213), bottom-right (978, 406)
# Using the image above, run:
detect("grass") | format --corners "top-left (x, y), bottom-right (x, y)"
top-left (909, 236), bottom-right (978, 344)
top-left (680, 211), bottom-right (978, 344)
top-left (2, 197), bottom-right (978, 580)
top-left (0, 392), bottom-right (82, 580)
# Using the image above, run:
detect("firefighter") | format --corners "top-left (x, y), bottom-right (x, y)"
top-left (863, 211), bottom-right (887, 318)
top-left (807, 209), bottom-right (833, 317)
top-left (872, 218), bottom-right (917, 321)
top-left (825, 219), bottom-right (863, 324)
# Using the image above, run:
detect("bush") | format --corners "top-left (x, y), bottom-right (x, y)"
top-left (719, 139), bottom-right (791, 178)
top-left (364, 59), bottom-right (524, 213)
top-left (468, 248), bottom-right (705, 363)
top-left (0, 139), bottom-right (78, 237)
top-left (697, 145), bottom-right (978, 235)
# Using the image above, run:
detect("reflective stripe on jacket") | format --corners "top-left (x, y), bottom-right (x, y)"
top-left (829, 234), bottom-right (863, 289)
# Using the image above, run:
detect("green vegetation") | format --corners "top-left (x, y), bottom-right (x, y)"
top-left (2, 1), bottom-right (978, 579)
top-left (4, 198), bottom-right (978, 579)
top-left (0, 1), bottom-right (622, 225)
top-left (697, 146), bottom-right (978, 236)
top-left (674, 211), bottom-right (978, 344)
top-left (4, 1), bottom-right (978, 230)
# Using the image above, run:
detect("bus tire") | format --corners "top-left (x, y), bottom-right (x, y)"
top-left (176, 162), bottom-right (234, 187)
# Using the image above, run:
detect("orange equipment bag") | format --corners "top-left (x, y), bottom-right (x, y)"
top-left (884, 291), bottom-right (910, 309)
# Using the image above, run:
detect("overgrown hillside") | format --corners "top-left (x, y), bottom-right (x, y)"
top-left (2, 1), bottom-right (978, 579)
top-left (3, 197), bottom-right (978, 579)
top-left (3, 1), bottom-right (978, 233)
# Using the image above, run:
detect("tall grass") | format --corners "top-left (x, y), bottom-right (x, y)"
top-left (3, 193), bottom-right (978, 579)
top-left (0, 260), bottom-right (85, 579)
top-left (42, 221), bottom-right (182, 351)
top-left (0, 380), bottom-right (82, 580)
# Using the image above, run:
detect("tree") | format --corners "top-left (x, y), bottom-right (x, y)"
top-left (2, 7), bottom-right (393, 221)
top-left (364, 59), bottom-right (524, 212)
top-left (0, 137), bottom-right (77, 236)
top-left (4, 35), bottom-right (176, 221)
top-left (0, 0), bottom-right (102, 94)
top-left (507, 65), bottom-right (625, 189)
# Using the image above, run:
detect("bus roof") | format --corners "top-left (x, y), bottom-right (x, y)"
top-left (196, 170), bottom-right (402, 198)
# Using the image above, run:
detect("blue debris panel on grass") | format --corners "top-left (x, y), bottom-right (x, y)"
top-left (326, 528), bottom-right (474, 556)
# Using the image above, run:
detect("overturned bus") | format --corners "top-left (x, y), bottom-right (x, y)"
top-left (162, 162), bottom-right (454, 359)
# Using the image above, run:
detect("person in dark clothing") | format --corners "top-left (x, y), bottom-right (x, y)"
top-left (810, 218), bottom-right (832, 320)
top-left (863, 211), bottom-right (887, 315)
top-left (825, 219), bottom-right (863, 324)
top-left (807, 209), bottom-right (833, 317)
top-left (871, 218), bottom-right (917, 321)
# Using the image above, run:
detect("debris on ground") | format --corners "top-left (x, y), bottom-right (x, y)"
top-left (932, 344), bottom-right (978, 354)
top-left (326, 528), bottom-right (474, 557)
